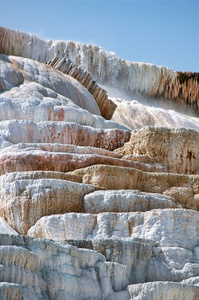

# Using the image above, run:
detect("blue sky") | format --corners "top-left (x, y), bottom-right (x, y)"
top-left (1, 0), bottom-right (198, 72)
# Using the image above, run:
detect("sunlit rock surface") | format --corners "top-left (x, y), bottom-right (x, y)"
top-left (1, 26), bottom-right (198, 115)
top-left (0, 120), bottom-right (130, 150)
top-left (0, 27), bottom-right (199, 299)
top-left (0, 143), bottom-right (167, 176)
top-left (84, 190), bottom-right (180, 213)
top-left (0, 172), bottom-right (99, 234)
top-left (111, 100), bottom-right (199, 131)
top-left (115, 126), bottom-right (199, 174)
top-left (28, 209), bottom-right (199, 249)
top-left (0, 217), bottom-right (18, 235)
top-left (0, 54), bottom-right (100, 116)
top-left (0, 54), bottom-right (130, 131)
top-left (67, 164), bottom-right (199, 209)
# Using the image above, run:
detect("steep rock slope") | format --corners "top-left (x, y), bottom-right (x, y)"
top-left (0, 27), bottom-right (199, 300)
top-left (47, 57), bottom-right (117, 120)
top-left (111, 100), bottom-right (199, 131)
top-left (0, 26), bottom-right (199, 116)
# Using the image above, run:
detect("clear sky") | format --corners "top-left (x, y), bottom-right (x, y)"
top-left (1, 0), bottom-right (199, 72)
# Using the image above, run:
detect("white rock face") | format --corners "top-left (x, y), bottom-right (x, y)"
top-left (28, 213), bottom-right (96, 241)
top-left (1, 27), bottom-right (198, 119)
top-left (66, 238), bottom-right (153, 283)
top-left (29, 208), bottom-right (199, 285)
top-left (0, 282), bottom-right (22, 300)
top-left (0, 218), bottom-right (18, 235)
top-left (0, 54), bottom-right (101, 114)
top-left (0, 172), bottom-right (98, 234)
top-left (182, 277), bottom-right (199, 287)
top-left (29, 209), bottom-right (199, 251)
top-left (112, 100), bottom-right (199, 131)
top-left (66, 238), bottom-right (199, 284)
top-left (0, 54), bottom-right (130, 131)
top-left (0, 234), bottom-right (130, 300)
top-left (28, 213), bottom-right (96, 240)
top-left (0, 54), bottom-right (101, 116)
top-left (0, 27), bottom-right (177, 97)
top-left (84, 190), bottom-right (181, 213)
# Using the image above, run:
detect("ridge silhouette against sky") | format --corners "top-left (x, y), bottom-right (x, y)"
top-left (1, 0), bottom-right (198, 72)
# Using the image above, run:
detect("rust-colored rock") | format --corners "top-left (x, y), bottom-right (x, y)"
top-left (0, 120), bottom-right (131, 151)
top-left (164, 72), bottom-right (199, 115)
top-left (47, 57), bottom-right (117, 120)
top-left (0, 143), bottom-right (166, 176)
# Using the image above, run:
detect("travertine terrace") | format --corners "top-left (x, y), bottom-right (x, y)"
top-left (0, 27), bottom-right (199, 299)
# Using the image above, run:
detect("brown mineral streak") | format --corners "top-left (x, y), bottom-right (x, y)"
top-left (47, 57), bottom-right (117, 120)
top-left (53, 108), bottom-right (65, 121)
top-left (0, 121), bottom-right (131, 151)
top-left (0, 151), bottom-right (166, 176)
top-left (163, 72), bottom-right (199, 115)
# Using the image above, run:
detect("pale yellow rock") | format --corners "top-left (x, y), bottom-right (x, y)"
top-left (163, 187), bottom-right (195, 210)
top-left (0, 282), bottom-right (22, 300)
top-left (67, 164), bottom-right (199, 209)
top-left (115, 126), bottom-right (199, 174)
top-left (0, 172), bottom-right (99, 234)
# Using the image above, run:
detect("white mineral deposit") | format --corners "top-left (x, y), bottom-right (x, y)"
top-left (0, 26), bottom-right (198, 299)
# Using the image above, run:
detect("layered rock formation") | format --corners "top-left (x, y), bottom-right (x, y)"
top-left (0, 234), bottom-right (130, 299)
top-left (0, 27), bottom-right (199, 299)
top-left (0, 26), bottom-right (198, 115)
top-left (115, 126), bottom-right (199, 174)
top-left (47, 57), bottom-right (117, 120)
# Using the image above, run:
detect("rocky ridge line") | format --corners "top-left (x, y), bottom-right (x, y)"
top-left (0, 26), bottom-right (198, 115)
top-left (47, 56), bottom-right (117, 119)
